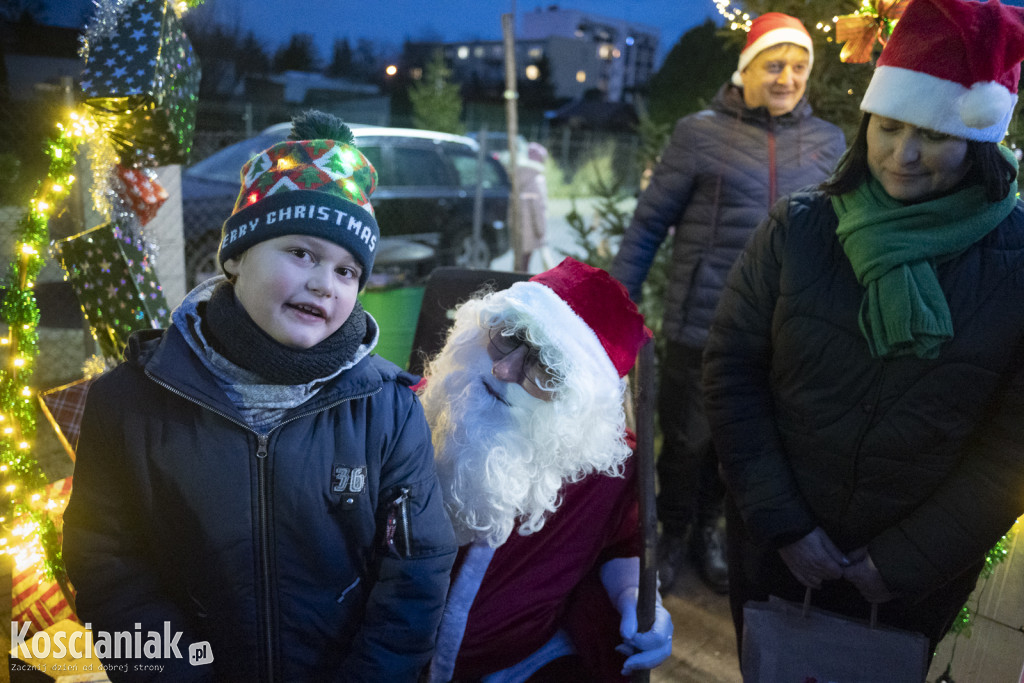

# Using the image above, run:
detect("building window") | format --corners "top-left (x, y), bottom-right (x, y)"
top-left (528, 47), bottom-right (543, 59)
top-left (576, 70), bottom-right (587, 83)
top-left (525, 64), bottom-right (540, 81)
top-left (474, 46), bottom-right (485, 58)
top-left (457, 46), bottom-right (470, 59)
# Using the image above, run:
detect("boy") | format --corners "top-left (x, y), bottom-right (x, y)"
top-left (63, 111), bottom-right (457, 681)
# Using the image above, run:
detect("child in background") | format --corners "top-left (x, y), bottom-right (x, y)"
top-left (63, 110), bottom-right (457, 682)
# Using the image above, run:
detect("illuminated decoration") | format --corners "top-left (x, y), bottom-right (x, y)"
top-left (81, 0), bottom-right (201, 166)
top-left (836, 0), bottom-right (909, 63)
top-left (10, 478), bottom-right (75, 633)
top-left (713, 0), bottom-right (753, 31)
top-left (0, 109), bottom-right (99, 590)
top-left (947, 518), bottom-right (1019, 638)
top-left (1, 0), bottom-right (203, 630)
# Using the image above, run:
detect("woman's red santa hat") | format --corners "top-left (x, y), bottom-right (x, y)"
top-left (495, 257), bottom-right (650, 392)
top-left (861, 0), bottom-right (1024, 142)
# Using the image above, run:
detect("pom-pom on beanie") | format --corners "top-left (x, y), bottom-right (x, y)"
top-left (219, 110), bottom-right (380, 289)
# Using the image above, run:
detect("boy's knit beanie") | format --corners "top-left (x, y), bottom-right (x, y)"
top-left (218, 110), bottom-right (379, 289)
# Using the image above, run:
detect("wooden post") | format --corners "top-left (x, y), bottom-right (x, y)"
top-left (501, 13), bottom-right (522, 270)
top-left (632, 338), bottom-right (658, 682)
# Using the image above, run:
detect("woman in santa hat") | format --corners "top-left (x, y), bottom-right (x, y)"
top-left (703, 0), bottom-right (1024, 660)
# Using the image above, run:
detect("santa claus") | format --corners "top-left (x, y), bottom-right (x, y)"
top-left (420, 257), bottom-right (673, 682)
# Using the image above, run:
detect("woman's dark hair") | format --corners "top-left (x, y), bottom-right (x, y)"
top-left (821, 112), bottom-right (1017, 202)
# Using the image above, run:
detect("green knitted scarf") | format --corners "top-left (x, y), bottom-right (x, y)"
top-left (832, 145), bottom-right (1018, 359)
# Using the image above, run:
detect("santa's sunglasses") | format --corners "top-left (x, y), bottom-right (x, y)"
top-left (487, 326), bottom-right (557, 398)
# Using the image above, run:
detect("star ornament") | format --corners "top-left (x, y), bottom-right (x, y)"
top-left (835, 0), bottom-right (909, 63)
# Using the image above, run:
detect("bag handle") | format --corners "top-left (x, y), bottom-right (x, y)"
top-left (801, 587), bottom-right (879, 629)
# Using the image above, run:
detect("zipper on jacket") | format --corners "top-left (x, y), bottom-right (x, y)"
top-left (385, 487), bottom-right (412, 557)
top-left (767, 120), bottom-right (778, 207)
top-left (145, 368), bottom-right (383, 679)
top-left (256, 433), bottom-right (274, 681)
top-left (397, 487), bottom-right (411, 557)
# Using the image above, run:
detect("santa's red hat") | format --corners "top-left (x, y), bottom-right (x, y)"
top-left (731, 12), bottom-right (814, 87)
top-left (496, 258), bottom-right (650, 389)
top-left (861, 0), bottom-right (1024, 142)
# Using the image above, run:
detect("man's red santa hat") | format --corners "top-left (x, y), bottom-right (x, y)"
top-left (861, 0), bottom-right (1024, 142)
top-left (496, 257), bottom-right (650, 390)
top-left (731, 12), bottom-right (814, 87)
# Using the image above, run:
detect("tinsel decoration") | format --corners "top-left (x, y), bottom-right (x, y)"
top-left (2, 0), bottom-right (202, 631)
top-left (836, 0), bottom-right (909, 63)
top-left (947, 521), bottom-right (1018, 639)
top-left (0, 109), bottom-right (100, 594)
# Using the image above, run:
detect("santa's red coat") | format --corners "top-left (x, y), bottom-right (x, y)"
top-left (449, 453), bottom-right (641, 681)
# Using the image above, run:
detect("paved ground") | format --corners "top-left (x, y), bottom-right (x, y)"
top-left (652, 560), bottom-right (743, 683)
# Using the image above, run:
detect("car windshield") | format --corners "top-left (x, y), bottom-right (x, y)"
top-left (185, 131), bottom-right (289, 183)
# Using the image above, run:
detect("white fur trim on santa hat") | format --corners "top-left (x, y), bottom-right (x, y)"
top-left (861, 65), bottom-right (1016, 142)
top-left (495, 280), bottom-right (621, 396)
top-left (731, 27), bottom-right (814, 87)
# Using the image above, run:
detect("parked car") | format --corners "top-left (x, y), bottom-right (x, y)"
top-left (182, 123), bottom-right (511, 289)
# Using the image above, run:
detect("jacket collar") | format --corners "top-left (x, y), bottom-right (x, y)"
top-left (126, 325), bottom-right (385, 423)
top-left (711, 82), bottom-right (813, 126)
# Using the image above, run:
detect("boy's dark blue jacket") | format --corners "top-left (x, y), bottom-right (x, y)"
top-left (63, 325), bottom-right (457, 682)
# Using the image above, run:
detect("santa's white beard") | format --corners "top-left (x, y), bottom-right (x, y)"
top-left (422, 319), bottom-right (630, 547)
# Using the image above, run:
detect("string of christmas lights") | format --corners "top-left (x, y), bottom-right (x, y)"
top-left (1, 0), bottom-right (199, 604)
top-left (0, 108), bottom-right (102, 582)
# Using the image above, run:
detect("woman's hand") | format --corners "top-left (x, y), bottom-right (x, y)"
top-left (778, 527), bottom-right (850, 588)
top-left (843, 547), bottom-right (895, 603)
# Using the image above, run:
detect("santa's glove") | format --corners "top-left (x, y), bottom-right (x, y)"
top-left (600, 557), bottom-right (674, 675)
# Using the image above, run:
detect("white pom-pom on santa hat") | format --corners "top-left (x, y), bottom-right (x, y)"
top-left (960, 81), bottom-right (1013, 130)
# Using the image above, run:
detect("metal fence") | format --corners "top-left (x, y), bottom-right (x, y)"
top-left (1, 94), bottom-right (642, 270)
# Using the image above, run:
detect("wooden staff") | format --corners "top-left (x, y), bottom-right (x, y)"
top-left (632, 337), bottom-right (658, 683)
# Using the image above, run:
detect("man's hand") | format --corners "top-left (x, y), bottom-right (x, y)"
top-left (778, 527), bottom-right (849, 588)
top-left (613, 587), bottom-right (674, 675)
top-left (843, 547), bottom-right (895, 603)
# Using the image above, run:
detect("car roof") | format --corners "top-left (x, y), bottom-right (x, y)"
top-left (259, 121), bottom-right (481, 150)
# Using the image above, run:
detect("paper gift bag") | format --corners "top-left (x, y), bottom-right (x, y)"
top-left (54, 222), bottom-right (171, 362)
top-left (81, 0), bottom-right (200, 165)
top-left (741, 592), bottom-right (930, 683)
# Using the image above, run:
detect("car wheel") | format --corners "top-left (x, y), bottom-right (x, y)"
top-left (451, 232), bottom-right (491, 269)
top-left (185, 232), bottom-right (224, 289)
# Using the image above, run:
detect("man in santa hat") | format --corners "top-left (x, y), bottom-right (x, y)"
top-left (419, 257), bottom-right (673, 681)
top-left (611, 11), bottom-right (847, 595)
